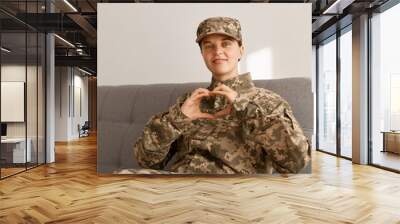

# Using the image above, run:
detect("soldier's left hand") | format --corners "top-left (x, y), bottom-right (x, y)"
top-left (210, 83), bottom-right (238, 103)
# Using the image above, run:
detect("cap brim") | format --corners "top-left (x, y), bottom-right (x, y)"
top-left (196, 32), bottom-right (241, 43)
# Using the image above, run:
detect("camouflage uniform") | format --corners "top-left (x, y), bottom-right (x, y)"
top-left (133, 73), bottom-right (311, 174)
top-left (133, 17), bottom-right (310, 174)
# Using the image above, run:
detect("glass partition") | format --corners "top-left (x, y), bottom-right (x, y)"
top-left (0, 31), bottom-right (28, 177)
top-left (0, 1), bottom-right (46, 179)
top-left (317, 35), bottom-right (337, 155)
top-left (27, 31), bottom-right (38, 169)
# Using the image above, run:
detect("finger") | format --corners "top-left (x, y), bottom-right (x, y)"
top-left (210, 85), bottom-right (227, 93)
top-left (193, 91), bottom-right (209, 97)
top-left (212, 85), bottom-right (224, 92)
top-left (191, 91), bottom-right (206, 97)
top-left (215, 84), bottom-right (231, 90)
top-left (212, 86), bottom-right (233, 94)
top-left (192, 92), bottom-right (210, 101)
top-left (190, 90), bottom-right (205, 97)
top-left (210, 90), bottom-right (229, 98)
top-left (193, 88), bottom-right (210, 95)
top-left (191, 90), bottom-right (209, 99)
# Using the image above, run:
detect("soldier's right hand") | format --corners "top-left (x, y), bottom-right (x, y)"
top-left (181, 88), bottom-right (215, 120)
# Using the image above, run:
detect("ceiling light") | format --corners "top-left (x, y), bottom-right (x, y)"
top-left (63, 0), bottom-right (78, 12)
top-left (78, 67), bottom-right (93, 76)
top-left (323, 0), bottom-right (354, 14)
top-left (1, 47), bottom-right (11, 53)
top-left (54, 34), bottom-right (75, 48)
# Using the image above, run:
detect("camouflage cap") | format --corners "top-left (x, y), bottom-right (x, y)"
top-left (196, 17), bottom-right (242, 44)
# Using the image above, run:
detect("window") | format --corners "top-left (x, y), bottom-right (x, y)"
top-left (340, 28), bottom-right (352, 158)
top-left (317, 25), bottom-right (353, 159)
top-left (317, 36), bottom-right (337, 155)
top-left (370, 2), bottom-right (400, 171)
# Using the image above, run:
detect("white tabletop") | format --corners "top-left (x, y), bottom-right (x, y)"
top-left (1, 138), bottom-right (28, 143)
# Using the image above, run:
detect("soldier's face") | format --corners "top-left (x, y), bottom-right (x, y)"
top-left (200, 34), bottom-right (244, 79)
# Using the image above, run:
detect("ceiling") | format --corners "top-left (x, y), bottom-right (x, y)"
top-left (0, 0), bottom-right (391, 75)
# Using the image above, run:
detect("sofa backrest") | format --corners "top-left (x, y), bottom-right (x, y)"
top-left (97, 77), bottom-right (313, 173)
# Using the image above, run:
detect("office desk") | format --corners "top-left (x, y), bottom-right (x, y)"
top-left (1, 138), bottom-right (31, 163)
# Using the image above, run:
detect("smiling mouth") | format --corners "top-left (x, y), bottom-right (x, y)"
top-left (213, 59), bottom-right (228, 64)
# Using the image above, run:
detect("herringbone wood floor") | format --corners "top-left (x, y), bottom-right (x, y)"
top-left (0, 134), bottom-right (400, 224)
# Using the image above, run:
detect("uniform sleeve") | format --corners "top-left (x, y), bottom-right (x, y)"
top-left (233, 94), bottom-right (311, 174)
top-left (133, 93), bottom-right (195, 169)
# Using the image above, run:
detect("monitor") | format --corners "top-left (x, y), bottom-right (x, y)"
top-left (1, 123), bottom-right (7, 137)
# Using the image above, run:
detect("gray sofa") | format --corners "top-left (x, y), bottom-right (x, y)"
top-left (97, 78), bottom-right (314, 173)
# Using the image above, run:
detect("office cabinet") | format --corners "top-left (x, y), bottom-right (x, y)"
top-left (382, 131), bottom-right (400, 154)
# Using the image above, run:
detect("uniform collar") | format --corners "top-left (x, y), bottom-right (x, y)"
top-left (208, 72), bottom-right (255, 92)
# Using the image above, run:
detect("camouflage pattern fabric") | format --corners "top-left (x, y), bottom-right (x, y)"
top-left (133, 73), bottom-right (311, 174)
top-left (113, 168), bottom-right (176, 175)
top-left (196, 16), bottom-right (242, 44)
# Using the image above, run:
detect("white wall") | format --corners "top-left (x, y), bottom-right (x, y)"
top-left (72, 73), bottom-right (89, 138)
top-left (98, 3), bottom-right (312, 86)
top-left (1, 65), bottom-right (38, 138)
top-left (55, 67), bottom-right (69, 141)
top-left (55, 67), bottom-right (89, 141)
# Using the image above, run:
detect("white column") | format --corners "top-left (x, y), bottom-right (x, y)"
top-left (46, 33), bottom-right (55, 163)
top-left (352, 14), bottom-right (369, 164)
top-left (46, 1), bottom-right (56, 163)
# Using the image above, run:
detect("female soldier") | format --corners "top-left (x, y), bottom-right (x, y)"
top-left (133, 17), bottom-right (310, 174)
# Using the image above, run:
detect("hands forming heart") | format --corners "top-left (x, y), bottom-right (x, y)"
top-left (181, 83), bottom-right (238, 120)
